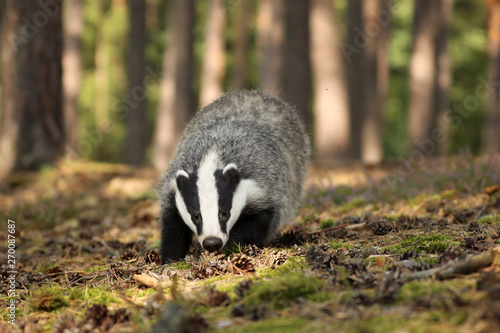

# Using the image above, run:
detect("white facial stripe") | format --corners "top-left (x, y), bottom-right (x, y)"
top-left (197, 150), bottom-right (225, 243)
top-left (227, 179), bottom-right (263, 231)
top-left (175, 188), bottom-right (197, 235)
top-left (223, 163), bottom-right (238, 174)
top-left (176, 170), bottom-right (189, 179)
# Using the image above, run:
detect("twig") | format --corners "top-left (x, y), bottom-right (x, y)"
top-left (406, 247), bottom-right (499, 281)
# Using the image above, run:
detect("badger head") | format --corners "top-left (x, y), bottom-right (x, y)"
top-left (173, 151), bottom-right (261, 252)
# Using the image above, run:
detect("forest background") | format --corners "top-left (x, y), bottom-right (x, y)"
top-left (0, 0), bottom-right (499, 180)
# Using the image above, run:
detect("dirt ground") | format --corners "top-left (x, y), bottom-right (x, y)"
top-left (1, 154), bottom-right (500, 332)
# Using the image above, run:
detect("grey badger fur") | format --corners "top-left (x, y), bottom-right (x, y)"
top-left (158, 90), bottom-right (310, 264)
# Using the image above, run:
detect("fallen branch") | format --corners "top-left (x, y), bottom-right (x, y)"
top-left (406, 247), bottom-right (500, 281)
top-left (134, 273), bottom-right (163, 288)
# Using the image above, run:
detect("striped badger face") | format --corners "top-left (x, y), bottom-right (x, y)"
top-left (174, 151), bottom-right (260, 252)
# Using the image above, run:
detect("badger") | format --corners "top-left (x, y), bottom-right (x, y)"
top-left (158, 90), bottom-right (310, 264)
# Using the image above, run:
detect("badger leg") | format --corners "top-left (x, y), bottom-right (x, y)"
top-left (228, 208), bottom-right (276, 247)
top-left (160, 206), bottom-right (192, 264)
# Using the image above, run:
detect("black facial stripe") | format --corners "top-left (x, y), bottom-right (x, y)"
top-left (177, 171), bottom-right (202, 235)
top-left (215, 169), bottom-right (239, 234)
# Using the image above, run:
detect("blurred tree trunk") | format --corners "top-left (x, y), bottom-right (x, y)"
top-left (256, 0), bottom-right (284, 96)
top-left (63, 0), bottom-right (83, 159)
top-left (199, 0), bottom-right (226, 107)
top-left (436, 0), bottom-right (453, 155)
top-left (360, 0), bottom-right (385, 165)
top-left (152, 0), bottom-right (195, 171)
top-left (484, 0), bottom-right (500, 153)
top-left (229, 0), bottom-right (250, 90)
top-left (281, 0), bottom-right (311, 129)
top-left (408, 0), bottom-right (446, 155)
top-left (378, 0), bottom-right (391, 131)
top-left (345, 0), bottom-right (364, 160)
top-left (0, 0), bottom-right (64, 182)
top-left (345, 0), bottom-right (389, 164)
top-left (310, 0), bottom-right (350, 161)
top-left (125, 0), bottom-right (148, 166)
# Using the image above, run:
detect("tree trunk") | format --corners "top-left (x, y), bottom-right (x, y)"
top-left (281, 0), bottom-right (312, 129)
top-left (360, 0), bottom-right (384, 165)
top-left (484, 0), bottom-right (500, 153)
top-left (229, 0), bottom-right (250, 90)
top-left (199, 0), bottom-right (226, 107)
top-left (63, 0), bottom-right (83, 159)
top-left (152, 0), bottom-right (195, 171)
top-left (0, 0), bottom-right (64, 182)
top-left (408, 0), bottom-right (442, 154)
top-left (256, 0), bottom-right (284, 96)
top-left (125, 0), bottom-right (148, 166)
top-left (310, 0), bottom-right (350, 161)
top-left (345, 0), bottom-right (365, 159)
top-left (436, 0), bottom-right (453, 155)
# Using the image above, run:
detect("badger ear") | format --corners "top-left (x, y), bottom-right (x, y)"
top-left (223, 163), bottom-right (240, 187)
top-left (175, 170), bottom-right (190, 191)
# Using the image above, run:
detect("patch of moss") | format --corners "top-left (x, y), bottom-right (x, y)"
top-left (171, 262), bottom-right (192, 270)
top-left (84, 265), bottom-right (108, 273)
top-left (146, 241), bottom-right (161, 250)
top-left (397, 279), bottom-right (475, 303)
top-left (338, 197), bottom-right (364, 213)
top-left (261, 256), bottom-right (308, 277)
top-left (244, 272), bottom-right (324, 310)
top-left (476, 214), bottom-right (500, 225)
top-left (329, 239), bottom-right (354, 250)
top-left (385, 234), bottom-right (461, 254)
top-left (220, 317), bottom-right (307, 333)
top-left (319, 219), bottom-right (335, 229)
top-left (68, 286), bottom-right (119, 305)
top-left (30, 286), bottom-right (68, 312)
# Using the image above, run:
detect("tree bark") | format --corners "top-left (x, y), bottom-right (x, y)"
top-left (229, 0), bottom-right (250, 90)
top-left (281, 0), bottom-right (312, 129)
top-left (0, 0), bottom-right (64, 182)
top-left (63, 0), bottom-right (83, 159)
top-left (408, 0), bottom-right (442, 154)
top-left (360, 0), bottom-right (385, 165)
top-left (199, 0), bottom-right (226, 107)
top-left (152, 0), bottom-right (195, 171)
top-left (345, 0), bottom-right (389, 164)
top-left (310, 0), bottom-right (350, 161)
top-left (256, 0), bottom-right (284, 96)
top-left (125, 0), bottom-right (148, 166)
top-left (436, 0), bottom-right (453, 155)
top-left (345, 0), bottom-right (365, 159)
top-left (484, 0), bottom-right (500, 153)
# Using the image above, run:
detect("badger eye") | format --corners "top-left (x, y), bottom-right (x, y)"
top-left (219, 209), bottom-right (229, 219)
top-left (192, 211), bottom-right (201, 222)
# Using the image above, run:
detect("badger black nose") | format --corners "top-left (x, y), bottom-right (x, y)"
top-left (202, 237), bottom-right (223, 252)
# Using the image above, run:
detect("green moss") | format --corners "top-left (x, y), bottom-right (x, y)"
top-left (67, 286), bottom-right (119, 305)
top-left (29, 286), bottom-right (68, 312)
top-left (385, 234), bottom-right (461, 254)
top-left (329, 239), bottom-right (354, 250)
top-left (171, 262), bottom-right (192, 270)
top-left (244, 272), bottom-right (324, 310)
top-left (219, 317), bottom-right (307, 333)
top-left (338, 198), bottom-right (364, 213)
top-left (84, 265), bottom-right (108, 273)
top-left (319, 219), bottom-right (335, 229)
top-left (397, 279), bottom-right (475, 302)
top-left (261, 256), bottom-right (308, 277)
top-left (476, 214), bottom-right (500, 225)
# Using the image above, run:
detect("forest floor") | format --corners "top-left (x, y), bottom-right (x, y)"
top-left (1, 153), bottom-right (500, 333)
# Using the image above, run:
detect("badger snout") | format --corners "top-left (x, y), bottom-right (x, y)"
top-left (202, 237), bottom-right (223, 252)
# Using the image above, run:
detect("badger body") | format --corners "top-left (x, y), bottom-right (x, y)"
top-left (159, 90), bottom-right (310, 263)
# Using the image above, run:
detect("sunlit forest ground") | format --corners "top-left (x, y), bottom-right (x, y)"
top-left (1, 154), bottom-right (500, 332)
